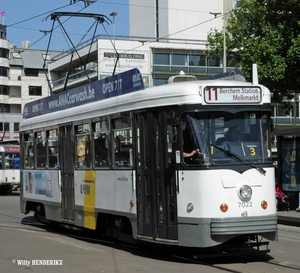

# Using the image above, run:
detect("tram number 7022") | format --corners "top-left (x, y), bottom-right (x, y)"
top-left (238, 202), bottom-right (253, 208)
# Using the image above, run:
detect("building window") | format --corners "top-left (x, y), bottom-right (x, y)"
top-left (0, 104), bottom-right (10, 113)
top-left (14, 122), bottom-right (19, 131)
top-left (189, 54), bottom-right (206, 66)
top-left (0, 122), bottom-right (9, 131)
top-left (0, 67), bottom-right (8, 77)
top-left (153, 53), bottom-right (170, 65)
top-left (0, 85), bottom-right (9, 95)
top-left (25, 69), bottom-right (39, 77)
top-left (29, 86), bottom-right (42, 96)
top-left (172, 53), bottom-right (187, 66)
top-left (0, 48), bottom-right (9, 59)
top-left (0, 31), bottom-right (6, 40)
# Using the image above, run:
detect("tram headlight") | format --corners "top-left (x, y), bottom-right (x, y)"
top-left (187, 203), bottom-right (194, 213)
top-left (239, 185), bottom-right (252, 201)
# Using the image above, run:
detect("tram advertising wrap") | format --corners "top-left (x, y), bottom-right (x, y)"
top-left (20, 66), bottom-right (277, 253)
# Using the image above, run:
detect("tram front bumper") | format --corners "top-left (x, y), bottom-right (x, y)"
top-left (177, 214), bottom-right (278, 248)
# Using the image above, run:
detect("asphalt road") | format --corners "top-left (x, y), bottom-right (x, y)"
top-left (1, 191), bottom-right (300, 273)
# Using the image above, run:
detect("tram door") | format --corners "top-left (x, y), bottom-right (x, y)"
top-left (134, 111), bottom-right (178, 241)
top-left (59, 124), bottom-right (75, 222)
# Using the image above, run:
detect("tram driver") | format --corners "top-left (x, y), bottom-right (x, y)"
top-left (182, 126), bottom-right (203, 159)
top-left (221, 126), bottom-right (241, 150)
top-left (183, 149), bottom-right (202, 158)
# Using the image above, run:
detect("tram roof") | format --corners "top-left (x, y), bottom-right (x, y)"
top-left (20, 69), bottom-right (271, 131)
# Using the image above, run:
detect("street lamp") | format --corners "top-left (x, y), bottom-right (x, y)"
top-left (293, 93), bottom-right (298, 125)
top-left (223, 0), bottom-right (226, 73)
top-left (110, 11), bottom-right (117, 69)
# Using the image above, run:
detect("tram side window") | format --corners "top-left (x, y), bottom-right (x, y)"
top-left (0, 154), bottom-right (3, 169)
top-left (166, 124), bottom-right (173, 165)
top-left (93, 120), bottom-right (110, 168)
top-left (24, 133), bottom-right (34, 168)
top-left (47, 129), bottom-right (59, 168)
top-left (75, 123), bottom-right (91, 168)
top-left (36, 131), bottom-right (46, 168)
top-left (112, 114), bottom-right (133, 168)
top-left (180, 114), bottom-right (211, 165)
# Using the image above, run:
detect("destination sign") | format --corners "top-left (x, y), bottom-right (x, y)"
top-left (23, 68), bottom-right (144, 119)
top-left (204, 86), bottom-right (262, 104)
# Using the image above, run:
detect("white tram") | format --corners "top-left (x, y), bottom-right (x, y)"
top-left (20, 67), bottom-right (277, 250)
top-left (0, 142), bottom-right (20, 194)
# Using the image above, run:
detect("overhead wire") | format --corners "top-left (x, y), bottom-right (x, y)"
top-left (0, 1), bottom-right (96, 104)
top-left (0, 2), bottom-right (226, 104)
top-left (96, 14), bottom-right (223, 68)
top-left (6, 0), bottom-right (220, 49)
top-left (1, 14), bottom-right (224, 103)
top-left (6, 3), bottom-right (72, 28)
top-left (1, 1), bottom-right (117, 101)
top-left (0, 2), bottom-right (86, 133)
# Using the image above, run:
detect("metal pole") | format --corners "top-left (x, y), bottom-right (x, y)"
top-left (110, 12), bottom-right (117, 72)
top-left (298, 95), bottom-right (300, 120)
top-left (223, 0), bottom-right (226, 73)
top-left (294, 93), bottom-right (297, 125)
top-left (113, 16), bottom-right (115, 65)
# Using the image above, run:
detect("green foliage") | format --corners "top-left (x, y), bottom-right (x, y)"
top-left (206, 0), bottom-right (300, 102)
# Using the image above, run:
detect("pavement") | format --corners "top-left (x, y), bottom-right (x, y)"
top-left (277, 209), bottom-right (300, 227)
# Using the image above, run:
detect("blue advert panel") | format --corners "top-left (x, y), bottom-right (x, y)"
top-left (23, 68), bottom-right (144, 118)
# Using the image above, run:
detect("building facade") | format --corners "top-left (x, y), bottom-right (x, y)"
top-left (0, 24), bottom-right (61, 141)
top-left (49, 38), bottom-right (236, 94)
top-left (129, 0), bottom-right (238, 42)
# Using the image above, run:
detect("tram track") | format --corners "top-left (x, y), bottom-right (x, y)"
top-left (0, 212), bottom-right (23, 220)
top-left (47, 226), bottom-right (299, 273)
top-left (1, 211), bottom-right (299, 272)
top-left (3, 219), bottom-right (298, 273)
top-left (171, 250), bottom-right (300, 273)
top-left (0, 215), bottom-right (49, 231)
top-left (238, 254), bottom-right (300, 272)
top-left (0, 215), bottom-right (139, 251)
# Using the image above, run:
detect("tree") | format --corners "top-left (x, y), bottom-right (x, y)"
top-left (206, 0), bottom-right (300, 104)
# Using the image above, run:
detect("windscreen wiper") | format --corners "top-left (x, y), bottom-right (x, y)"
top-left (211, 144), bottom-right (266, 175)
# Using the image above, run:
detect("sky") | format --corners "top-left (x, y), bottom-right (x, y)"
top-left (0, 0), bottom-right (129, 51)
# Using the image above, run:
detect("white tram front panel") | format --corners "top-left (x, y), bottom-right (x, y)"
top-left (176, 168), bottom-right (277, 247)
